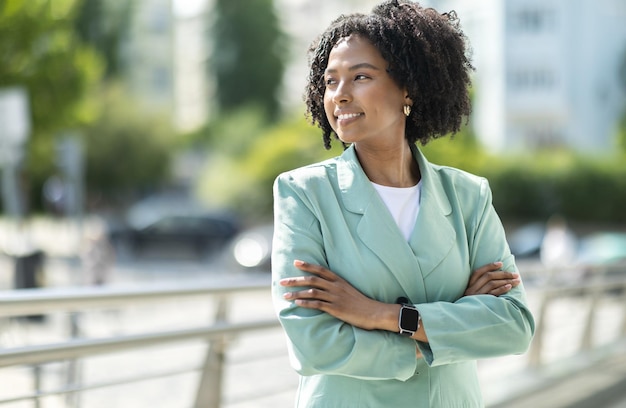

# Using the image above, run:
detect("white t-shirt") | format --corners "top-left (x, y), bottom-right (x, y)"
top-left (372, 181), bottom-right (422, 241)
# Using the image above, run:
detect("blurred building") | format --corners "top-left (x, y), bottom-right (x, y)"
top-left (122, 0), bottom-right (626, 153)
top-left (426, 0), bottom-right (626, 153)
top-left (122, 0), bottom-right (208, 133)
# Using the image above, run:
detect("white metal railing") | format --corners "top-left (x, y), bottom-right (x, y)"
top-left (2, 263), bottom-right (626, 407)
top-left (0, 276), bottom-right (280, 408)
top-left (527, 262), bottom-right (626, 368)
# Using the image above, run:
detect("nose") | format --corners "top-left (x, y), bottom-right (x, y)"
top-left (331, 80), bottom-right (352, 105)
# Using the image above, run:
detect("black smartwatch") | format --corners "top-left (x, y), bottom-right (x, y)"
top-left (398, 303), bottom-right (420, 337)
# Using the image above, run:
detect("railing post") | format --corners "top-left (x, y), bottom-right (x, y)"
top-left (194, 296), bottom-right (229, 408)
top-left (33, 365), bottom-right (41, 408)
top-left (581, 270), bottom-right (603, 351)
top-left (65, 312), bottom-right (82, 408)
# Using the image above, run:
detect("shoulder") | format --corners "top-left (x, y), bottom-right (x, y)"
top-left (431, 162), bottom-right (486, 188)
top-left (426, 161), bottom-right (491, 204)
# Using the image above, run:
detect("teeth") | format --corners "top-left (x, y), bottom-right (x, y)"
top-left (338, 113), bottom-right (361, 120)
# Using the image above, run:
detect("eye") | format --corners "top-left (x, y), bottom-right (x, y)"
top-left (325, 77), bottom-right (337, 86)
top-left (355, 74), bottom-right (370, 81)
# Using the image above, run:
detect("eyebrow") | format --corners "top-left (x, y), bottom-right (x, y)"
top-left (325, 62), bottom-right (381, 74)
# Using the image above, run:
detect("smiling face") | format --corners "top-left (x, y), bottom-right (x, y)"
top-left (323, 35), bottom-right (411, 148)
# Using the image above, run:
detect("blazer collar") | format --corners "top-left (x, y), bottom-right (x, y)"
top-left (336, 143), bottom-right (452, 217)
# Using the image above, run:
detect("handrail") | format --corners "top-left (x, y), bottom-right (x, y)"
top-left (0, 319), bottom-right (279, 368)
top-left (0, 276), bottom-right (270, 317)
top-left (0, 275), bottom-right (279, 408)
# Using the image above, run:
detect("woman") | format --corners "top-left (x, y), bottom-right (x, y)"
top-left (271, 1), bottom-right (535, 406)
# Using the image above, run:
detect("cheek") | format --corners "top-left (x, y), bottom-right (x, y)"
top-left (323, 95), bottom-right (335, 123)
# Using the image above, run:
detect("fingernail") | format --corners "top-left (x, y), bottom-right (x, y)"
top-left (283, 292), bottom-right (293, 299)
top-left (495, 262), bottom-right (503, 267)
top-left (294, 260), bottom-right (305, 266)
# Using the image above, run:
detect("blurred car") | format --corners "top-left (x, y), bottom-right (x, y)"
top-left (109, 213), bottom-right (240, 260)
top-left (224, 223), bottom-right (273, 273)
top-left (508, 222), bottom-right (546, 260)
top-left (577, 233), bottom-right (626, 266)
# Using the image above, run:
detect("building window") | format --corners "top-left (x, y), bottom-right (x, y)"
top-left (512, 8), bottom-right (555, 32)
top-left (510, 68), bottom-right (555, 90)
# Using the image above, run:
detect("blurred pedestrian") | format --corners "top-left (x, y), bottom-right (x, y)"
top-left (81, 222), bottom-right (115, 286)
top-left (540, 214), bottom-right (578, 269)
top-left (271, 1), bottom-right (535, 406)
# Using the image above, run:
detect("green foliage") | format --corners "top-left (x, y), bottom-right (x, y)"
top-left (82, 85), bottom-right (175, 207)
top-left (478, 151), bottom-right (626, 223)
top-left (0, 0), bottom-right (103, 134)
top-left (199, 106), bottom-right (270, 156)
top-left (197, 114), bottom-right (341, 221)
top-left (1, 0), bottom-right (104, 213)
top-left (420, 124), bottom-right (488, 174)
top-left (208, 0), bottom-right (287, 121)
top-left (73, 0), bottom-right (132, 79)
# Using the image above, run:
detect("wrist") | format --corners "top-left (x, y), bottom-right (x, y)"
top-left (372, 303), bottom-right (402, 332)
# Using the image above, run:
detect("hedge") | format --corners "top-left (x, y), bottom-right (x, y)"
top-left (479, 155), bottom-right (626, 223)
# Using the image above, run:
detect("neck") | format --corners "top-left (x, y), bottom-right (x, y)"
top-left (354, 142), bottom-right (420, 187)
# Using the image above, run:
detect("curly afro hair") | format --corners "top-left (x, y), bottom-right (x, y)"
top-left (305, 0), bottom-right (474, 149)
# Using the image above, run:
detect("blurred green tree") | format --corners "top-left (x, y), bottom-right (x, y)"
top-left (0, 0), bottom-right (102, 135)
top-left (73, 0), bottom-right (132, 79)
top-left (208, 0), bottom-right (287, 122)
top-left (0, 0), bottom-right (102, 213)
top-left (82, 84), bottom-right (174, 209)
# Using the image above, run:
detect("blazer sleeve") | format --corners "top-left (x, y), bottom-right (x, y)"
top-left (415, 178), bottom-right (535, 366)
top-left (271, 173), bottom-right (419, 381)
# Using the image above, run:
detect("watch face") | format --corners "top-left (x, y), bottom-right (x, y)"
top-left (400, 307), bottom-right (419, 332)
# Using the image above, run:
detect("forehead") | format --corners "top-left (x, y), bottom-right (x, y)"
top-left (326, 34), bottom-right (386, 70)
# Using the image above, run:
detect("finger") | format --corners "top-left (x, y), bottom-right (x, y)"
top-left (469, 271), bottom-right (519, 292)
top-left (293, 260), bottom-right (338, 281)
top-left (466, 277), bottom-right (520, 296)
top-left (488, 284), bottom-right (513, 296)
top-left (283, 287), bottom-right (330, 301)
top-left (468, 262), bottom-right (503, 286)
top-left (293, 298), bottom-right (328, 309)
top-left (279, 274), bottom-right (330, 289)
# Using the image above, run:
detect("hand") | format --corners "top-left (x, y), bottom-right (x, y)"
top-left (464, 262), bottom-right (521, 296)
top-left (280, 260), bottom-right (397, 331)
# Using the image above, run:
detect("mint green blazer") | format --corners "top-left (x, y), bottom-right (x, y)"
top-left (271, 144), bottom-right (535, 407)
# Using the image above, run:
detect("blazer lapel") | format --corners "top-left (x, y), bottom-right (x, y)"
top-left (409, 145), bottom-right (456, 281)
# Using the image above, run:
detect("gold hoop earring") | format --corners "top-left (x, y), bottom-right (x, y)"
top-left (403, 105), bottom-right (411, 117)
